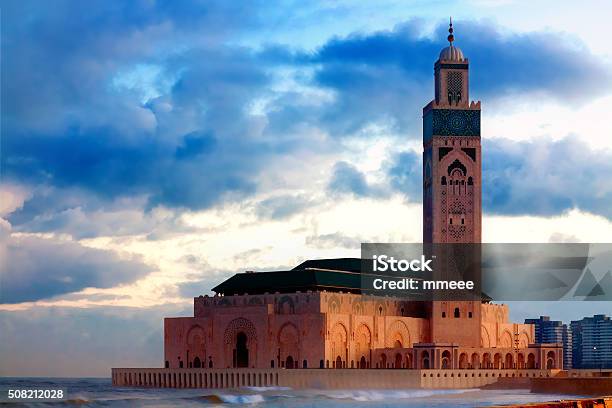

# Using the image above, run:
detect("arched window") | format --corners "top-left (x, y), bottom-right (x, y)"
top-left (454, 307), bottom-right (460, 318)
top-left (271, 360), bottom-right (275, 368)
top-left (320, 360), bottom-right (324, 369)
top-left (378, 306), bottom-right (383, 316)
top-left (303, 360), bottom-right (308, 368)
top-left (165, 361), bottom-right (169, 368)
top-left (179, 360), bottom-right (184, 368)
top-left (441, 176), bottom-right (447, 185)
top-left (442, 312), bottom-right (446, 318)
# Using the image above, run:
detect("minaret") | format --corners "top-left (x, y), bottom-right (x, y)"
top-left (423, 20), bottom-right (482, 347)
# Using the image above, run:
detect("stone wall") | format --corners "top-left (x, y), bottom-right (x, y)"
top-left (112, 368), bottom-right (558, 389)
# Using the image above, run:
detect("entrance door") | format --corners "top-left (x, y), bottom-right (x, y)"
top-left (236, 332), bottom-right (249, 368)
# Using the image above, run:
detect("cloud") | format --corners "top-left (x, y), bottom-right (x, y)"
top-left (256, 195), bottom-right (313, 220)
top-left (4, 7), bottom-right (611, 235)
top-left (307, 20), bottom-right (611, 136)
top-left (0, 233), bottom-right (152, 304)
top-left (0, 304), bottom-right (190, 377)
top-left (327, 161), bottom-right (387, 198)
top-left (305, 232), bottom-right (361, 249)
top-left (387, 150), bottom-right (422, 201)
top-left (386, 136), bottom-right (612, 219)
top-left (483, 136), bottom-right (612, 218)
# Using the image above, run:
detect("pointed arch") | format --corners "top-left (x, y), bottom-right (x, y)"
top-left (354, 323), bottom-right (372, 367)
top-left (480, 325), bottom-right (490, 348)
top-left (500, 330), bottom-right (513, 348)
top-left (386, 320), bottom-right (411, 348)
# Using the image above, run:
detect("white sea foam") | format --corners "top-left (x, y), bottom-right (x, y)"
top-left (242, 386), bottom-right (292, 392)
top-left (218, 393), bottom-right (266, 404)
top-left (320, 388), bottom-right (475, 402)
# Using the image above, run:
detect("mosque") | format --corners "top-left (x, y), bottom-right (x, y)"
top-left (163, 22), bottom-right (563, 373)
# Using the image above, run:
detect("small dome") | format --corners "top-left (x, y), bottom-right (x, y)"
top-left (439, 45), bottom-right (465, 62)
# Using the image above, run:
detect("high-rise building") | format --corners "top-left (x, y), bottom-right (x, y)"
top-left (571, 314), bottom-right (612, 369)
top-left (525, 316), bottom-right (572, 369)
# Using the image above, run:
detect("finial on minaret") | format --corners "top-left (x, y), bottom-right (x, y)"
top-left (447, 17), bottom-right (454, 45)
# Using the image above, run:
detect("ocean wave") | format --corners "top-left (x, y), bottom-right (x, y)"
top-left (241, 386), bottom-right (292, 392)
top-left (318, 388), bottom-right (475, 402)
top-left (217, 393), bottom-right (266, 404)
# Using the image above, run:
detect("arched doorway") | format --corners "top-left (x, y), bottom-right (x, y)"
top-left (380, 353), bottom-right (387, 368)
top-left (224, 318), bottom-right (257, 370)
top-left (441, 350), bottom-right (451, 369)
top-left (546, 351), bottom-right (555, 369)
top-left (459, 353), bottom-right (468, 369)
top-left (471, 353), bottom-right (479, 369)
top-left (494, 353), bottom-right (502, 369)
top-left (505, 353), bottom-right (513, 369)
top-left (421, 351), bottom-right (430, 369)
top-left (395, 353), bottom-right (402, 368)
top-left (405, 354), bottom-right (412, 369)
top-left (360, 356), bottom-right (367, 369)
top-left (517, 353), bottom-right (525, 369)
top-left (193, 357), bottom-right (201, 368)
top-left (483, 353), bottom-right (491, 368)
top-left (235, 332), bottom-right (249, 368)
top-left (285, 355), bottom-right (294, 369)
top-left (336, 355), bottom-right (343, 369)
top-left (527, 353), bottom-right (536, 369)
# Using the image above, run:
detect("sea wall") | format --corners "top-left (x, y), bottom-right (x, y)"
top-left (530, 377), bottom-right (612, 396)
top-left (112, 368), bottom-right (558, 389)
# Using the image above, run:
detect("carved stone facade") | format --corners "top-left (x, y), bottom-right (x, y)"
top-left (164, 292), bottom-right (561, 370)
top-left (163, 23), bottom-right (563, 373)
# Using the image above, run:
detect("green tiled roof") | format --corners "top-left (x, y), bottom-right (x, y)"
top-left (212, 258), bottom-right (365, 295)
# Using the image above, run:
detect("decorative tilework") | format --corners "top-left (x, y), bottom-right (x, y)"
top-left (429, 109), bottom-right (480, 137)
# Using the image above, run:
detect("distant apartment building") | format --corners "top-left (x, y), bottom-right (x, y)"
top-left (570, 314), bottom-right (612, 369)
top-left (525, 316), bottom-right (572, 369)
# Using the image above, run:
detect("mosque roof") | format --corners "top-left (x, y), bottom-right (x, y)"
top-left (211, 258), bottom-right (365, 295)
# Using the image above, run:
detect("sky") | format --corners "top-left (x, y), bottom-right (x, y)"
top-left (1, 0), bottom-right (612, 377)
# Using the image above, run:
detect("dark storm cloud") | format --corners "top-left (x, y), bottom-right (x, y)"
top-left (308, 21), bottom-right (611, 136)
top-left (0, 232), bottom-right (152, 304)
top-left (2, 0), bottom-right (277, 217)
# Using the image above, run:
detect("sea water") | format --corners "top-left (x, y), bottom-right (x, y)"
top-left (0, 377), bottom-right (585, 407)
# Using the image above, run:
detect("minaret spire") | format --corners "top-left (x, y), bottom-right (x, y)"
top-left (448, 17), bottom-right (454, 45)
